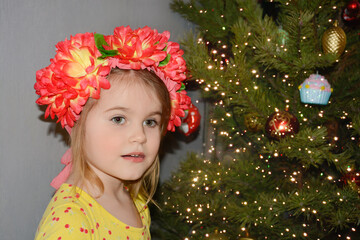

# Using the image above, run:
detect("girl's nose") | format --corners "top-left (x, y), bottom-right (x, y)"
top-left (129, 124), bottom-right (147, 144)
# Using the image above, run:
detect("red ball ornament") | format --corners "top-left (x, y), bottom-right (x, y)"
top-left (265, 111), bottom-right (299, 139)
top-left (179, 103), bottom-right (201, 136)
top-left (343, 0), bottom-right (360, 22)
top-left (343, 170), bottom-right (360, 194)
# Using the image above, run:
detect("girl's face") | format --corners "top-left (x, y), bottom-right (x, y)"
top-left (83, 75), bottom-right (162, 185)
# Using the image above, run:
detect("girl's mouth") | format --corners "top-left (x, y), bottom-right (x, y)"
top-left (121, 152), bottom-right (145, 162)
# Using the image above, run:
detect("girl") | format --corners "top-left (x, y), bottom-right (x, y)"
top-left (34, 26), bottom-right (191, 240)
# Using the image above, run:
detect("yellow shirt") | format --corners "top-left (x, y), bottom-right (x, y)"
top-left (35, 183), bottom-right (151, 240)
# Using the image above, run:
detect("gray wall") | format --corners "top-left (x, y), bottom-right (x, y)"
top-left (0, 1), bottom-right (203, 239)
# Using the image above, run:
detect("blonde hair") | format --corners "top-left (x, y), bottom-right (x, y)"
top-left (70, 69), bottom-right (171, 205)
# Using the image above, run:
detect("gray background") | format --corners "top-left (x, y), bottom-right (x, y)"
top-left (0, 0), bottom-right (204, 239)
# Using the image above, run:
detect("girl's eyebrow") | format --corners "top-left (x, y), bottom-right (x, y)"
top-left (105, 106), bottom-right (129, 113)
top-left (105, 106), bottom-right (162, 116)
top-left (148, 111), bottom-right (162, 117)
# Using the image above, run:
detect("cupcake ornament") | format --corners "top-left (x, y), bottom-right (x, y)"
top-left (298, 74), bottom-right (333, 105)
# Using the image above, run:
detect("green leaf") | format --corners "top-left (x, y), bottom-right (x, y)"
top-left (94, 33), bottom-right (118, 59)
top-left (158, 53), bottom-right (171, 67)
top-left (177, 83), bottom-right (186, 92)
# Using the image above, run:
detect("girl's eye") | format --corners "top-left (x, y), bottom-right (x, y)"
top-left (111, 116), bottom-right (125, 124)
top-left (144, 119), bottom-right (158, 127)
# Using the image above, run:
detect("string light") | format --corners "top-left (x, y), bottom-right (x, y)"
top-left (158, 2), bottom-right (359, 239)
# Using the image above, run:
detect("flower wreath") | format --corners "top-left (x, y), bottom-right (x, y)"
top-left (35, 26), bottom-right (191, 132)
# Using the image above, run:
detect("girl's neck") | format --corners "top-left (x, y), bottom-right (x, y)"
top-left (101, 181), bottom-right (127, 200)
top-left (67, 171), bottom-right (127, 200)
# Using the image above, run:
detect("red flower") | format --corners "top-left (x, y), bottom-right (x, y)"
top-left (106, 26), bottom-right (168, 70)
top-left (168, 90), bottom-right (191, 131)
top-left (35, 26), bottom-right (193, 132)
top-left (35, 33), bottom-right (110, 128)
top-left (159, 41), bottom-right (187, 83)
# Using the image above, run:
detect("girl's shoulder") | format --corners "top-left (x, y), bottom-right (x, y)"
top-left (35, 184), bottom-right (94, 239)
top-left (35, 184), bottom-right (152, 239)
top-left (48, 183), bottom-right (93, 211)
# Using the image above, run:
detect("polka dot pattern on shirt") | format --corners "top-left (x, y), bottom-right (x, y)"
top-left (35, 183), bottom-right (151, 240)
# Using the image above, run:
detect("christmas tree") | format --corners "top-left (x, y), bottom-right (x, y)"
top-left (151, 0), bottom-right (360, 239)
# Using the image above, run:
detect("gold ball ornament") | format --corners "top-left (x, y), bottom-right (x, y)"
top-left (244, 113), bottom-right (263, 132)
top-left (206, 229), bottom-right (229, 240)
top-left (238, 229), bottom-right (256, 240)
top-left (221, 153), bottom-right (234, 167)
top-left (322, 21), bottom-right (346, 56)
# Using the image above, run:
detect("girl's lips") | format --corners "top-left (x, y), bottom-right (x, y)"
top-left (121, 152), bottom-right (145, 162)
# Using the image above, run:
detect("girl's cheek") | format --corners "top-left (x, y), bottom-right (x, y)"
top-left (98, 132), bottom-right (119, 149)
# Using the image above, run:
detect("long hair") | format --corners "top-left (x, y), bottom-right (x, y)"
top-left (70, 69), bottom-right (171, 205)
